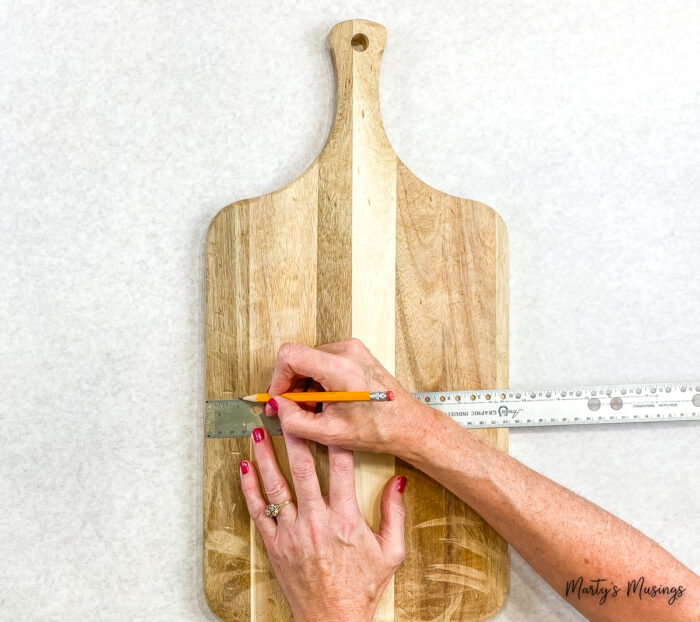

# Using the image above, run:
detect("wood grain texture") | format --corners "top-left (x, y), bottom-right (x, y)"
top-left (394, 165), bottom-right (509, 620)
top-left (204, 19), bottom-right (508, 622)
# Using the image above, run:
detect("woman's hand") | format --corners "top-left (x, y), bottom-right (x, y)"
top-left (240, 424), bottom-right (407, 622)
top-left (264, 339), bottom-right (433, 455)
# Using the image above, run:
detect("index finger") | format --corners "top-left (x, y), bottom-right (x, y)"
top-left (268, 342), bottom-right (357, 398)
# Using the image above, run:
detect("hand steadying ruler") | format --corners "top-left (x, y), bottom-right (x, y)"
top-left (206, 381), bottom-right (700, 437)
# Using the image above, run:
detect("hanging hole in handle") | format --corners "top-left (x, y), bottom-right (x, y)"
top-left (351, 33), bottom-right (368, 51)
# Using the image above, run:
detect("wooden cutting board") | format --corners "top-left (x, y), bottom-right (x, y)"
top-left (204, 19), bottom-right (509, 621)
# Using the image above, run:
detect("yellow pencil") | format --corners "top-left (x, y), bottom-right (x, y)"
top-left (242, 390), bottom-right (395, 403)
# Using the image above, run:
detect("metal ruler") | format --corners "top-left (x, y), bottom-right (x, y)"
top-left (205, 381), bottom-right (700, 438)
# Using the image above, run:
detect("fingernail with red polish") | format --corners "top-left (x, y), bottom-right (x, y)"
top-left (268, 398), bottom-right (278, 414)
top-left (266, 385), bottom-right (271, 394)
top-left (396, 476), bottom-right (407, 493)
top-left (240, 461), bottom-right (250, 475)
top-left (252, 428), bottom-right (265, 443)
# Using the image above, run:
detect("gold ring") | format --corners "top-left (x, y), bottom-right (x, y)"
top-left (265, 500), bottom-right (291, 518)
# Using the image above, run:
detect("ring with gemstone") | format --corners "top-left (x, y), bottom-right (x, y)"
top-left (265, 500), bottom-right (291, 518)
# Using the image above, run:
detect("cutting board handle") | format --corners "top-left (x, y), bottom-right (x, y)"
top-left (325, 19), bottom-right (392, 153)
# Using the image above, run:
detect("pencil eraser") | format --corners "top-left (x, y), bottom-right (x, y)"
top-left (386, 390), bottom-right (395, 401)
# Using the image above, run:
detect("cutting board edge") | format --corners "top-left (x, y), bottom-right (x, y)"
top-left (395, 157), bottom-right (510, 239)
top-left (205, 181), bottom-right (510, 252)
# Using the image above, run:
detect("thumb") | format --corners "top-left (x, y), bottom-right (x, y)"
top-left (377, 475), bottom-right (407, 567)
top-left (273, 395), bottom-right (323, 441)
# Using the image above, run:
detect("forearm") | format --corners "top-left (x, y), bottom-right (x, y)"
top-left (399, 404), bottom-right (700, 621)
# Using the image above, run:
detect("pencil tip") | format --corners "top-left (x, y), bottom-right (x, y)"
top-left (242, 395), bottom-right (256, 401)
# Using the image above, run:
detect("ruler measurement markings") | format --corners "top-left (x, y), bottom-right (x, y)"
top-left (205, 383), bottom-right (700, 436)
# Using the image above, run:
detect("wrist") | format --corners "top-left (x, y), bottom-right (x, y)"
top-left (295, 603), bottom-right (374, 622)
top-left (392, 398), bottom-right (443, 464)
top-left (400, 401), bottom-right (478, 477)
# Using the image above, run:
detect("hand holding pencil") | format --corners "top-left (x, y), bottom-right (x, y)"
top-left (261, 339), bottom-right (427, 456)
top-left (243, 390), bottom-right (396, 403)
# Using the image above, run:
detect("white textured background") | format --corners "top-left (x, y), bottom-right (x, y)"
top-left (1, 1), bottom-right (699, 620)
